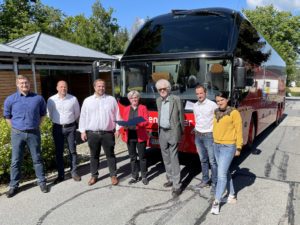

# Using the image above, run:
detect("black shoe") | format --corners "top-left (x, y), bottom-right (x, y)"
top-left (142, 178), bottom-right (149, 185)
top-left (40, 184), bottom-right (48, 193)
top-left (128, 178), bottom-right (138, 185)
top-left (53, 177), bottom-right (64, 184)
top-left (6, 187), bottom-right (18, 198)
top-left (172, 188), bottom-right (182, 198)
top-left (163, 181), bottom-right (173, 188)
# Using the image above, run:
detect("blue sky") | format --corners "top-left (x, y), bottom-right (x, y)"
top-left (41, 0), bottom-right (300, 30)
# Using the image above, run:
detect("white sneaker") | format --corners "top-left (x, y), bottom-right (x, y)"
top-left (227, 195), bottom-right (237, 204)
top-left (210, 200), bottom-right (220, 215)
top-left (220, 195), bottom-right (237, 204)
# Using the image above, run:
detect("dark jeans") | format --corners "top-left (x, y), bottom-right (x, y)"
top-left (87, 131), bottom-right (117, 177)
top-left (127, 140), bottom-right (147, 179)
top-left (194, 132), bottom-right (217, 187)
top-left (10, 128), bottom-right (46, 188)
top-left (52, 124), bottom-right (78, 178)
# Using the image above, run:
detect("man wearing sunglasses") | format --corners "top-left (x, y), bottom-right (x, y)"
top-left (155, 79), bottom-right (184, 198)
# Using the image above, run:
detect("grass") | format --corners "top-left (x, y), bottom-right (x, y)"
top-left (287, 87), bottom-right (300, 97)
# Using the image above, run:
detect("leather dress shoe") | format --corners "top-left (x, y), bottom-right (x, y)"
top-left (40, 183), bottom-right (48, 193)
top-left (53, 177), bottom-right (64, 184)
top-left (111, 176), bottom-right (119, 185)
top-left (172, 188), bottom-right (182, 198)
top-left (88, 177), bottom-right (97, 186)
top-left (163, 181), bottom-right (173, 188)
top-left (128, 178), bottom-right (138, 185)
top-left (142, 178), bottom-right (149, 185)
top-left (72, 175), bottom-right (81, 182)
top-left (6, 187), bottom-right (18, 198)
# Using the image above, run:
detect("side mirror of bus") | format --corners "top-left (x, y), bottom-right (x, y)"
top-left (234, 66), bottom-right (246, 89)
top-left (234, 58), bottom-right (246, 89)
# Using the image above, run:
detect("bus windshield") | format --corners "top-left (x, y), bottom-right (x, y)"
top-left (125, 11), bottom-right (234, 55)
top-left (122, 58), bottom-right (232, 109)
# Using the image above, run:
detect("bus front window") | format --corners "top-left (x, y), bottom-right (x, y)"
top-left (122, 59), bottom-right (231, 102)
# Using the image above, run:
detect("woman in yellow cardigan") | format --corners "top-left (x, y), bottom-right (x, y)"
top-left (211, 91), bottom-right (243, 215)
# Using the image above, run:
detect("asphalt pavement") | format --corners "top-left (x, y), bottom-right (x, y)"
top-left (0, 99), bottom-right (300, 225)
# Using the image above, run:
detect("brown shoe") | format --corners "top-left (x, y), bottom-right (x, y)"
top-left (72, 175), bottom-right (81, 182)
top-left (88, 177), bottom-right (97, 186)
top-left (111, 176), bottom-right (119, 185)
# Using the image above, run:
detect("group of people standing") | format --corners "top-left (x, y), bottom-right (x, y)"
top-left (3, 76), bottom-right (122, 198)
top-left (192, 85), bottom-right (243, 215)
top-left (3, 75), bottom-right (243, 215)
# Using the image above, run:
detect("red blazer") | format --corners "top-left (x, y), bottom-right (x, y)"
top-left (121, 104), bottom-right (149, 143)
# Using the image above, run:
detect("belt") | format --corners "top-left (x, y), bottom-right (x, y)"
top-left (12, 128), bottom-right (39, 133)
top-left (159, 127), bottom-right (171, 131)
top-left (54, 122), bottom-right (76, 128)
top-left (87, 130), bottom-right (114, 134)
top-left (195, 130), bottom-right (212, 136)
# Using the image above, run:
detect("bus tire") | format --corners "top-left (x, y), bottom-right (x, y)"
top-left (275, 105), bottom-right (282, 126)
top-left (247, 117), bottom-right (256, 151)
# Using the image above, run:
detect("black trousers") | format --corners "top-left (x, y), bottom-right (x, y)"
top-left (87, 131), bottom-right (116, 177)
top-left (127, 140), bottom-right (147, 179)
top-left (52, 124), bottom-right (78, 178)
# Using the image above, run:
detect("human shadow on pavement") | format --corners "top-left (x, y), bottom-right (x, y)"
top-left (231, 167), bottom-right (256, 196)
top-left (179, 152), bottom-right (201, 191)
top-left (118, 148), bottom-right (166, 183)
top-left (226, 117), bottom-right (288, 196)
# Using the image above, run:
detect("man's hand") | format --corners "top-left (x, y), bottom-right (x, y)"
top-left (81, 132), bottom-right (87, 142)
top-left (115, 130), bottom-right (120, 138)
top-left (5, 119), bottom-right (12, 127)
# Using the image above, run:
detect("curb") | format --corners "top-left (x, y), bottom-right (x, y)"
top-left (286, 96), bottom-right (300, 100)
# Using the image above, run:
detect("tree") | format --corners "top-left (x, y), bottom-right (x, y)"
top-left (88, 0), bottom-right (128, 54)
top-left (0, 0), bottom-right (65, 42)
top-left (58, 0), bottom-right (128, 55)
top-left (243, 5), bottom-right (300, 81)
top-left (0, 0), bottom-right (129, 54)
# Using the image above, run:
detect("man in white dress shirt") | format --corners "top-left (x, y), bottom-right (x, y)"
top-left (193, 85), bottom-right (218, 195)
top-left (47, 80), bottom-right (81, 183)
top-left (79, 79), bottom-right (121, 186)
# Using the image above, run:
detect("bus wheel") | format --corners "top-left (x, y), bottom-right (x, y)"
top-left (275, 107), bottom-right (282, 126)
top-left (247, 118), bottom-right (256, 150)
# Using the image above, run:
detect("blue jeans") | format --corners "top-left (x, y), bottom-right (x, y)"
top-left (195, 132), bottom-right (217, 187)
top-left (10, 128), bottom-right (46, 188)
top-left (214, 143), bottom-right (236, 201)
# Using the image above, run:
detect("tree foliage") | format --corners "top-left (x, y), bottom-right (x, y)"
top-left (0, 0), bottom-right (65, 42)
top-left (243, 5), bottom-right (300, 80)
top-left (0, 0), bottom-right (128, 54)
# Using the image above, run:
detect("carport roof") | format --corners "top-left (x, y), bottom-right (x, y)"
top-left (6, 32), bottom-right (116, 61)
top-left (0, 43), bottom-right (27, 55)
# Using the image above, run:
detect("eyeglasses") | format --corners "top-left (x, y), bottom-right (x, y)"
top-left (158, 87), bottom-right (168, 92)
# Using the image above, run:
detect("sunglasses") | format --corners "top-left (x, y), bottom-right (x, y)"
top-left (158, 87), bottom-right (168, 92)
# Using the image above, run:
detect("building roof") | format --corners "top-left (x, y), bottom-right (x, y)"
top-left (6, 32), bottom-right (116, 61)
top-left (0, 44), bottom-right (27, 56)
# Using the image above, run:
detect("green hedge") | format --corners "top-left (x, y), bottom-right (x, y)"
top-left (0, 117), bottom-right (56, 183)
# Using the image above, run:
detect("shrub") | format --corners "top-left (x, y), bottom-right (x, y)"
top-left (0, 117), bottom-right (56, 183)
top-left (0, 118), bottom-right (12, 180)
